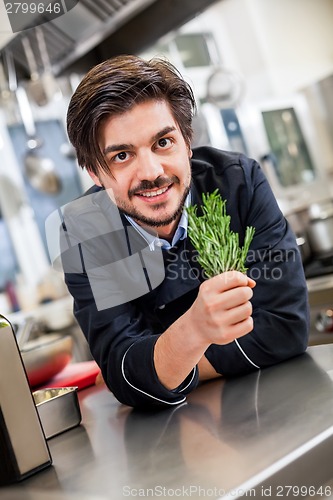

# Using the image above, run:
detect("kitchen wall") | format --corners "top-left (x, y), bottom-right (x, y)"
top-left (199, 0), bottom-right (333, 99)
top-left (141, 0), bottom-right (333, 203)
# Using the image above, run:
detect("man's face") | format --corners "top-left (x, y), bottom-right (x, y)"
top-left (89, 100), bottom-right (192, 239)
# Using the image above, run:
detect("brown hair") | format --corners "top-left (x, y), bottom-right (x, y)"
top-left (66, 55), bottom-right (196, 176)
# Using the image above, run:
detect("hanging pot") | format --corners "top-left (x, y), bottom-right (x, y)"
top-left (307, 201), bottom-right (333, 258)
top-left (296, 234), bottom-right (312, 264)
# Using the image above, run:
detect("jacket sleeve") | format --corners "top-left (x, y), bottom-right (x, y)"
top-left (65, 270), bottom-right (198, 408)
top-left (205, 158), bottom-right (310, 376)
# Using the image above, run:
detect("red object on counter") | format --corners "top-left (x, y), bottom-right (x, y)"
top-left (37, 361), bottom-right (101, 391)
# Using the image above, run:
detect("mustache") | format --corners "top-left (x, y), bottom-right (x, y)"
top-left (129, 176), bottom-right (179, 197)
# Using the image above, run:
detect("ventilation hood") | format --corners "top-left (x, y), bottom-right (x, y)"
top-left (1, 0), bottom-right (220, 80)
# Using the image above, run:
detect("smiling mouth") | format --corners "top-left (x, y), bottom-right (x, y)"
top-left (136, 185), bottom-right (170, 198)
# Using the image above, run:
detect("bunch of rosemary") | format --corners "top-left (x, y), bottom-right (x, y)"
top-left (186, 189), bottom-right (255, 278)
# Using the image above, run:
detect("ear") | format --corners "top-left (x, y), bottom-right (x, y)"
top-left (189, 148), bottom-right (193, 159)
top-left (87, 169), bottom-right (102, 187)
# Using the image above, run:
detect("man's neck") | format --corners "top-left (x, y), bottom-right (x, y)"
top-left (136, 218), bottom-right (180, 243)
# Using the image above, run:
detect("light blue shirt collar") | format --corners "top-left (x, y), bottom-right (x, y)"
top-left (125, 191), bottom-right (191, 250)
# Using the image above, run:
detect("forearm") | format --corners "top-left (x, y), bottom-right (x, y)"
top-left (154, 309), bottom-right (209, 390)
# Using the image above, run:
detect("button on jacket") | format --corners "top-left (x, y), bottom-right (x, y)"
top-left (63, 146), bottom-right (309, 408)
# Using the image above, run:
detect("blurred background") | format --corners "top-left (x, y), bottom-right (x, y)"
top-left (0, 0), bottom-right (333, 359)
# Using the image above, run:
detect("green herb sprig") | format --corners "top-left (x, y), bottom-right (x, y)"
top-left (186, 189), bottom-right (255, 278)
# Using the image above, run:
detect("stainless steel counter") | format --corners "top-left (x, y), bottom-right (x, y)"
top-left (3, 345), bottom-right (333, 499)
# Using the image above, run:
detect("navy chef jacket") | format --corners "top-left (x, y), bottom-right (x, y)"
top-left (61, 146), bottom-right (309, 408)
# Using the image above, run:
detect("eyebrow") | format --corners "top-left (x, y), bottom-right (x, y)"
top-left (103, 143), bottom-right (134, 155)
top-left (152, 126), bottom-right (177, 144)
top-left (102, 126), bottom-right (177, 156)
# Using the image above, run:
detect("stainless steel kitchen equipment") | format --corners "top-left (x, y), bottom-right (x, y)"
top-left (20, 333), bottom-right (73, 388)
top-left (307, 200), bottom-right (333, 257)
top-left (0, 317), bottom-right (52, 485)
top-left (285, 209), bottom-right (313, 264)
top-left (32, 387), bottom-right (81, 439)
top-left (239, 95), bottom-right (330, 212)
top-left (296, 234), bottom-right (312, 264)
top-left (286, 204), bottom-right (333, 346)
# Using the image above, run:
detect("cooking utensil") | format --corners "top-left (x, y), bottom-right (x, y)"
top-left (15, 85), bottom-right (62, 194)
top-left (307, 201), bottom-right (333, 257)
top-left (296, 234), bottom-right (312, 264)
top-left (5, 49), bottom-right (62, 194)
top-left (21, 35), bottom-right (47, 107)
top-left (22, 30), bottom-right (62, 106)
top-left (1, 51), bottom-right (19, 118)
top-left (35, 27), bottom-right (62, 105)
top-left (285, 210), bottom-right (312, 264)
top-left (0, 58), bottom-right (10, 102)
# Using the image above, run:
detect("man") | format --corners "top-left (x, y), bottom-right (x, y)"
top-left (62, 55), bottom-right (309, 408)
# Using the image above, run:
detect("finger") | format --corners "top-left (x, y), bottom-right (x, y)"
top-left (217, 316), bottom-right (254, 344)
top-left (247, 277), bottom-right (256, 288)
top-left (209, 270), bottom-right (250, 292)
top-left (221, 300), bottom-right (253, 325)
top-left (214, 286), bottom-right (253, 310)
top-left (228, 316), bottom-right (254, 340)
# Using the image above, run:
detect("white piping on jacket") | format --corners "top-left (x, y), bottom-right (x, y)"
top-left (178, 365), bottom-right (197, 393)
top-left (121, 343), bottom-right (193, 406)
top-left (234, 339), bottom-right (260, 369)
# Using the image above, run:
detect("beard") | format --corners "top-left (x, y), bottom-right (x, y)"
top-left (115, 175), bottom-right (191, 228)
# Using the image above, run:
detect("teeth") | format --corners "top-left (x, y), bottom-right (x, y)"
top-left (140, 187), bottom-right (168, 198)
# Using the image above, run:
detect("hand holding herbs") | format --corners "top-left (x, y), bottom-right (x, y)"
top-left (187, 190), bottom-right (255, 279)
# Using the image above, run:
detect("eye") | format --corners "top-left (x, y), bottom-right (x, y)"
top-left (112, 151), bottom-right (129, 163)
top-left (156, 137), bottom-right (173, 149)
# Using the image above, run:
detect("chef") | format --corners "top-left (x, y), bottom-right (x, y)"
top-left (56, 55), bottom-right (309, 408)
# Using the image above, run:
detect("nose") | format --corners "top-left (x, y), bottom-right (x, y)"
top-left (136, 150), bottom-right (165, 181)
